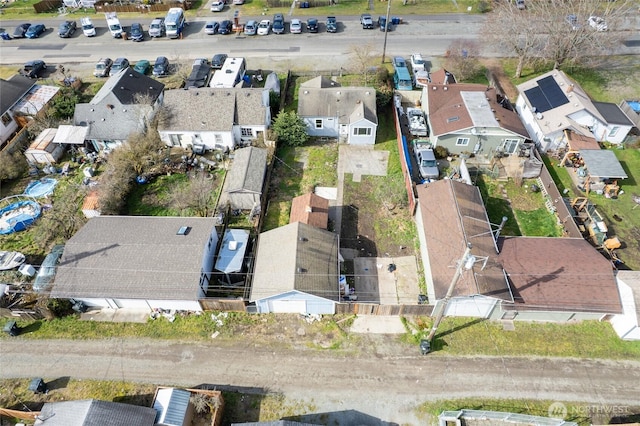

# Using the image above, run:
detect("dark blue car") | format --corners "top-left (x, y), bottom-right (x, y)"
top-left (25, 24), bottom-right (46, 39)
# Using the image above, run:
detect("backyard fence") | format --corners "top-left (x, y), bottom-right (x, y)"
top-left (335, 303), bottom-right (432, 316)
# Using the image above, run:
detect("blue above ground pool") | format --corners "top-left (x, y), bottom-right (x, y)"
top-left (23, 178), bottom-right (58, 198)
top-left (0, 199), bottom-right (42, 235)
top-left (627, 101), bottom-right (640, 113)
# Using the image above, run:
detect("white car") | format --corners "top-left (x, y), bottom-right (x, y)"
top-left (210, 0), bottom-right (224, 12)
top-left (290, 18), bottom-right (302, 34)
top-left (410, 53), bottom-right (426, 72)
top-left (257, 19), bottom-right (271, 35)
top-left (80, 17), bottom-right (96, 37)
top-left (588, 15), bottom-right (607, 31)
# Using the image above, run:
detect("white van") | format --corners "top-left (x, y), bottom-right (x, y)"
top-left (80, 17), bottom-right (96, 37)
top-left (105, 12), bottom-right (123, 38)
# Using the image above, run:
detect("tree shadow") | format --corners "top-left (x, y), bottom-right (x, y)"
top-left (288, 409), bottom-right (399, 426)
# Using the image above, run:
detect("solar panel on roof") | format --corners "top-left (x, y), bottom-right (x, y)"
top-left (524, 87), bottom-right (551, 113)
top-left (538, 76), bottom-right (569, 109)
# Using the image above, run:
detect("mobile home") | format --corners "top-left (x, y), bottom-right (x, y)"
top-left (209, 57), bottom-right (246, 88)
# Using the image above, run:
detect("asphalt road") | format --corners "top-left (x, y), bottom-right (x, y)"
top-left (2, 338), bottom-right (640, 424)
top-left (1, 13), bottom-right (639, 69)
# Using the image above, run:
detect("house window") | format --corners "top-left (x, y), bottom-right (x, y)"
top-left (608, 126), bottom-right (619, 138)
top-left (241, 128), bottom-right (253, 137)
top-left (315, 119), bottom-right (323, 129)
top-left (456, 137), bottom-right (470, 146)
top-left (1, 113), bottom-right (12, 126)
top-left (169, 134), bottom-right (181, 146)
top-left (503, 139), bottom-right (520, 154)
top-left (353, 127), bottom-right (371, 136)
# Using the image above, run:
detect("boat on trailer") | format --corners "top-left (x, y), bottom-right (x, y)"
top-left (0, 251), bottom-right (26, 271)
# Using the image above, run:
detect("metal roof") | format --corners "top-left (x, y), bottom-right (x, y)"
top-left (35, 399), bottom-right (157, 426)
top-left (153, 388), bottom-right (191, 426)
top-left (215, 228), bottom-right (250, 274)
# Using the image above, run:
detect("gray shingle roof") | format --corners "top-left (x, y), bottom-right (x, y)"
top-left (35, 399), bottom-right (157, 426)
top-left (251, 222), bottom-right (339, 301)
top-left (225, 146), bottom-right (268, 193)
top-left (0, 75), bottom-right (36, 114)
top-left (159, 88), bottom-right (268, 132)
top-left (579, 149), bottom-right (628, 179)
top-left (51, 216), bottom-right (216, 300)
top-left (93, 68), bottom-right (164, 105)
top-left (298, 84), bottom-right (377, 126)
top-left (592, 101), bottom-right (634, 126)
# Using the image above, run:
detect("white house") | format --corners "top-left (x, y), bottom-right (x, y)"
top-left (158, 87), bottom-right (270, 152)
top-left (0, 75), bottom-right (35, 149)
top-left (73, 69), bottom-right (165, 152)
top-left (51, 216), bottom-right (219, 311)
top-left (515, 70), bottom-right (633, 151)
top-left (611, 271), bottom-right (640, 341)
top-left (251, 222), bottom-right (340, 314)
top-left (297, 76), bottom-right (378, 145)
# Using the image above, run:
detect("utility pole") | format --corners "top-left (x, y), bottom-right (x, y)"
top-left (426, 244), bottom-right (474, 344)
top-left (381, 0), bottom-right (392, 64)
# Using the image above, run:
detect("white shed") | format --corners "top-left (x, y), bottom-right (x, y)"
top-left (153, 388), bottom-right (194, 426)
top-left (25, 128), bottom-right (65, 164)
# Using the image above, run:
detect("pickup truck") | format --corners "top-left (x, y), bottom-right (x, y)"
top-left (360, 14), bottom-right (373, 29)
top-left (406, 107), bottom-right (428, 137)
top-left (326, 16), bottom-right (337, 33)
top-left (186, 58), bottom-right (211, 89)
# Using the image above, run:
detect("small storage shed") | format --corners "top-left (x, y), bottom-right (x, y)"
top-left (153, 388), bottom-right (194, 426)
top-left (81, 191), bottom-right (101, 218)
top-left (25, 128), bottom-right (65, 164)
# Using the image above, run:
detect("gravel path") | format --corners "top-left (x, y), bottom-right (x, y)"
top-left (2, 338), bottom-right (640, 424)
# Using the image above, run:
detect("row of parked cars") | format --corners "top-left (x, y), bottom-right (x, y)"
top-left (229, 14), bottom-right (335, 36)
top-left (93, 56), bottom-right (170, 78)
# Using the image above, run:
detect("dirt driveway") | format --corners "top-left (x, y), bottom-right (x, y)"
top-left (2, 337), bottom-right (640, 425)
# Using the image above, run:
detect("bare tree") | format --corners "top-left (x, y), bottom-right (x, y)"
top-left (482, 0), bottom-right (633, 70)
top-left (347, 42), bottom-right (378, 85)
top-left (444, 39), bottom-right (482, 82)
top-left (481, 3), bottom-right (542, 78)
top-left (169, 172), bottom-right (218, 217)
top-left (34, 182), bottom-right (87, 245)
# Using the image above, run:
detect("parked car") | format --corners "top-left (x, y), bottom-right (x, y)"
top-left (110, 57), bottom-right (130, 76)
top-left (306, 18), bottom-right (318, 33)
top-left (13, 23), bottom-right (31, 38)
top-left (393, 56), bottom-right (407, 68)
top-left (210, 0), bottom-right (225, 12)
top-left (410, 53), bottom-right (426, 71)
top-left (257, 19), bottom-right (271, 35)
top-left (413, 140), bottom-right (439, 181)
top-left (378, 16), bottom-right (390, 32)
top-left (244, 20), bottom-right (257, 35)
top-left (149, 17), bottom-right (165, 37)
top-left (273, 13), bottom-right (285, 34)
top-left (205, 21), bottom-right (219, 35)
top-left (133, 60), bottom-right (150, 74)
top-left (326, 16), bottom-right (337, 33)
top-left (129, 23), bottom-right (144, 41)
top-left (290, 18), bottom-right (302, 34)
top-left (515, 0), bottom-right (525, 10)
top-left (588, 15), bottom-right (607, 31)
top-left (233, 0), bottom-right (244, 4)
top-left (566, 14), bottom-right (581, 30)
top-left (360, 13), bottom-right (373, 29)
top-left (152, 56), bottom-right (169, 77)
top-left (93, 57), bottom-right (113, 77)
top-left (219, 20), bottom-right (233, 35)
top-left (21, 60), bottom-right (46, 78)
top-left (58, 20), bottom-right (76, 38)
top-left (80, 17), bottom-right (96, 37)
top-left (186, 58), bottom-right (211, 88)
top-left (211, 53), bottom-right (228, 69)
top-left (25, 24), bottom-right (46, 39)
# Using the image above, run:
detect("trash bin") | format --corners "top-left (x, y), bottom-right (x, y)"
top-left (3, 320), bottom-right (20, 336)
top-left (419, 339), bottom-right (431, 355)
top-left (122, 32), bottom-right (127, 40)
top-left (28, 378), bottom-right (48, 394)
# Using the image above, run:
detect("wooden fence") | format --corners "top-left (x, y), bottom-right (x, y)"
top-left (335, 303), bottom-right (432, 316)
top-left (266, 0), bottom-right (330, 7)
top-left (199, 298), bottom-right (247, 312)
top-left (393, 97), bottom-right (417, 216)
top-left (33, 0), bottom-right (62, 13)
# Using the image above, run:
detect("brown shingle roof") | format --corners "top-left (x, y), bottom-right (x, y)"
top-left (426, 83), bottom-right (528, 138)
top-left (498, 237), bottom-right (622, 314)
top-left (565, 129), bottom-right (599, 151)
top-left (416, 180), bottom-right (511, 301)
top-left (290, 193), bottom-right (329, 229)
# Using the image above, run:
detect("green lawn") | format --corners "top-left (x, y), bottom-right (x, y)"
top-left (542, 149), bottom-right (640, 270)
top-left (126, 173), bottom-right (189, 216)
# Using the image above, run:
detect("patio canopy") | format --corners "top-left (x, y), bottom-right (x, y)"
top-left (579, 149), bottom-right (627, 179)
top-left (54, 125), bottom-right (88, 145)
